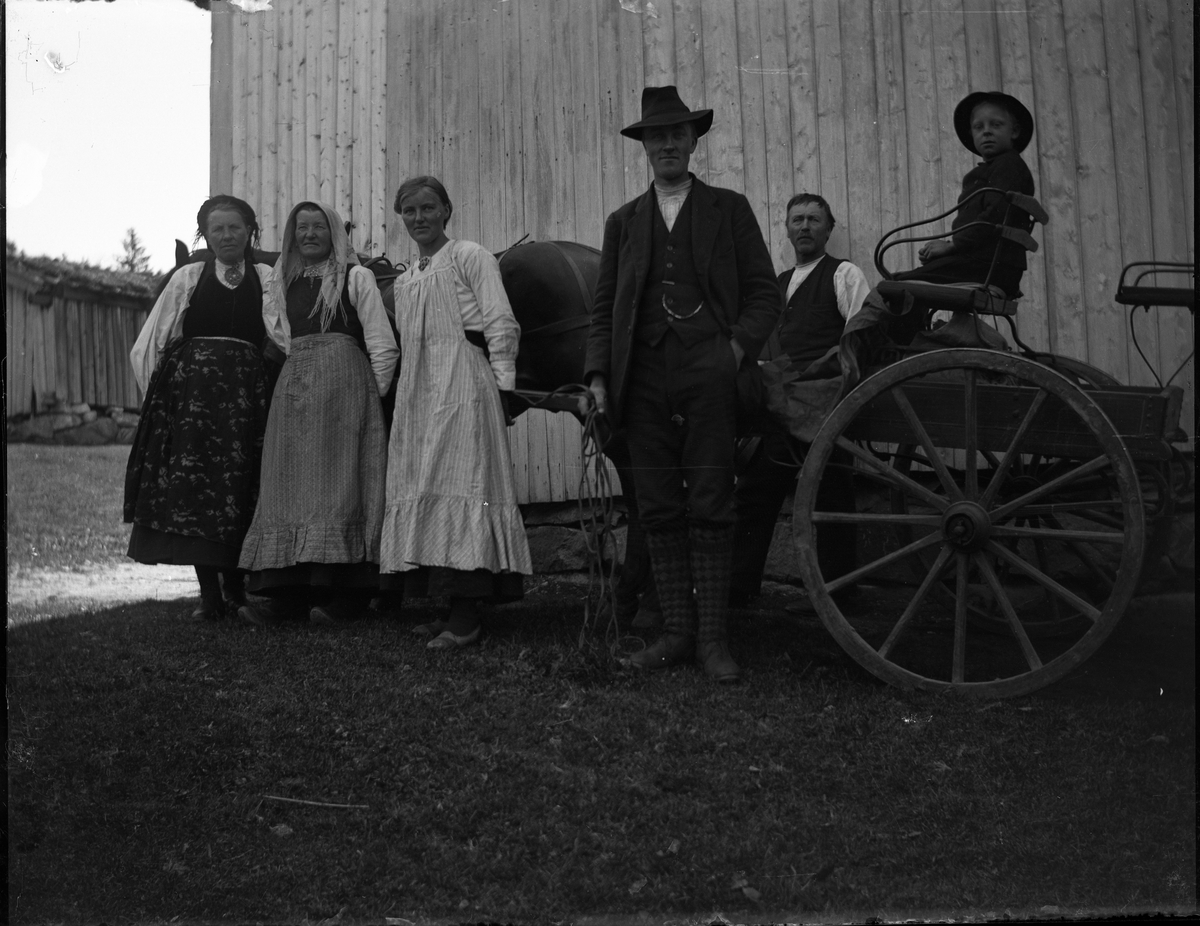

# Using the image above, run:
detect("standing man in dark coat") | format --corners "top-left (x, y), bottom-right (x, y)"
top-left (730, 193), bottom-right (871, 609)
top-left (584, 86), bottom-right (782, 683)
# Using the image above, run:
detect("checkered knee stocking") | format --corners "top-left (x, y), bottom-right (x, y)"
top-left (689, 524), bottom-right (734, 644)
top-left (644, 529), bottom-right (696, 637)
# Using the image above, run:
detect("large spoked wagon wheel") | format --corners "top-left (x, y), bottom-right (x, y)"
top-left (889, 351), bottom-right (1128, 638)
top-left (794, 349), bottom-right (1145, 698)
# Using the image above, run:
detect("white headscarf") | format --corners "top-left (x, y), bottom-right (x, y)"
top-left (271, 201), bottom-right (359, 332)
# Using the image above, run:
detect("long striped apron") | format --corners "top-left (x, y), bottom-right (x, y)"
top-left (380, 249), bottom-right (532, 576)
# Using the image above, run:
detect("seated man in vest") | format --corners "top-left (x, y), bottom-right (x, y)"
top-left (730, 193), bottom-right (871, 609)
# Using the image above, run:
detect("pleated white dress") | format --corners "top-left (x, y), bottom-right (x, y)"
top-left (380, 239), bottom-right (532, 579)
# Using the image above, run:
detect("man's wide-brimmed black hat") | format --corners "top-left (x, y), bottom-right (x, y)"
top-left (621, 86), bottom-right (714, 140)
top-left (954, 91), bottom-right (1034, 155)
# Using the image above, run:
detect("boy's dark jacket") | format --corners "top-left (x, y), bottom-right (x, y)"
top-left (949, 149), bottom-right (1036, 275)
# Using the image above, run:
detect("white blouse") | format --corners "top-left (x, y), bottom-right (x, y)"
top-left (129, 259), bottom-right (273, 394)
top-left (262, 263), bottom-right (400, 397)
top-left (404, 239), bottom-right (521, 391)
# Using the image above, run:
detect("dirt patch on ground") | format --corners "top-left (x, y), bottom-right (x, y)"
top-left (7, 563), bottom-right (197, 614)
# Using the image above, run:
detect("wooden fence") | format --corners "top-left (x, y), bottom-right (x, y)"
top-left (6, 267), bottom-right (150, 416)
top-left (210, 0), bottom-right (1195, 501)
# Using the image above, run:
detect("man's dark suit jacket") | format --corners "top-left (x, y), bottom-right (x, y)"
top-left (584, 176), bottom-right (782, 427)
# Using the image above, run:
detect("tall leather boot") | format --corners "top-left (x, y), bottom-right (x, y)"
top-left (690, 524), bottom-right (741, 683)
top-left (629, 528), bottom-right (695, 670)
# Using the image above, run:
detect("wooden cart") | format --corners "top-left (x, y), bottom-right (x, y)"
top-left (792, 199), bottom-right (1193, 697)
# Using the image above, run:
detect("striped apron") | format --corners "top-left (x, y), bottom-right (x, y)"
top-left (380, 250), bottom-right (532, 576)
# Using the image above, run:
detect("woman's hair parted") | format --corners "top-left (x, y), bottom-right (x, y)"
top-left (195, 194), bottom-right (261, 259)
top-left (394, 176), bottom-right (453, 224)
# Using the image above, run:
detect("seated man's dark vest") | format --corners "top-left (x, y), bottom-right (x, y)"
top-left (775, 256), bottom-right (846, 368)
top-left (636, 196), bottom-right (723, 348)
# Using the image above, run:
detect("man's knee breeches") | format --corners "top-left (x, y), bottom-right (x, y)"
top-left (624, 333), bottom-right (738, 533)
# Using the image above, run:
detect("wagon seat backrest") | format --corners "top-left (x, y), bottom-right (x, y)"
top-left (873, 189), bottom-right (1050, 321)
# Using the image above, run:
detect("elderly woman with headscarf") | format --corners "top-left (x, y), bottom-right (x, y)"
top-left (125, 194), bottom-right (275, 621)
top-left (236, 201), bottom-right (399, 626)
top-left (380, 176), bottom-right (532, 650)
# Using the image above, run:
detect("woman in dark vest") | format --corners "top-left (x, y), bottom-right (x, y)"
top-left (124, 195), bottom-right (274, 621)
top-left (236, 201), bottom-right (399, 625)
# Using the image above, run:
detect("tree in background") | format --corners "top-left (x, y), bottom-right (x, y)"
top-left (117, 227), bottom-right (151, 274)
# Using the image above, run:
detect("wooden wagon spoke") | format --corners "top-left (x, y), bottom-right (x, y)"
top-left (989, 455), bottom-right (1112, 523)
top-left (1033, 538), bottom-right (1065, 625)
top-left (952, 553), bottom-right (971, 683)
top-left (979, 387), bottom-right (1050, 507)
top-left (828, 531), bottom-right (945, 594)
top-left (878, 546), bottom-right (954, 659)
top-left (989, 524), bottom-right (1125, 544)
top-left (834, 435), bottom-right (950, 512)
top-left (1042, 514), bottom-right (1117, 593)
top-left (1010, 498), bottom-right (1124, 517)
top-left (963, 369), bottom-right (979, 499)
top-left (810, 511), bottom-right (941, 525)
top-left (976, 554), bottom-right (1044, 671)
top-left (890, 386), bottom-right (964, 501)
top-left (986, 540), bottom-right (1102, 623)
top-left (1005, 500), bottom-right (1124, 534)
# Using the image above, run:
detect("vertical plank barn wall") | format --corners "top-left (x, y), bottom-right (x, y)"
top-left (6, 269), bottom-right (148, 416)
top-left (211, 0), bottom-right (1195, 501)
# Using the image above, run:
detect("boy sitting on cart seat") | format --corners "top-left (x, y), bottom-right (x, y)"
top-left (878, 91), bottom-right (1037, 347)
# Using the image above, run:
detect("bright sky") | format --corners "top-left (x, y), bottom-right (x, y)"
top-left (6, 0), bottom-right (211, 274)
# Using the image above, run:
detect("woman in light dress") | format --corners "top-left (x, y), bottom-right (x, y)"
top-left (380, 176), bottom-right (532, 649)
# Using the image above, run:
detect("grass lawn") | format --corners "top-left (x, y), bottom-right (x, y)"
top-left (7, 443), bottom-right (134, 573)
top-left (6, 445), bottom-right (1198, 923)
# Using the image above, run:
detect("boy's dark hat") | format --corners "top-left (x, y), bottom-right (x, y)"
top-left (954, 91), bottom-right (1034, 155)
top-left (621, 86), bottom-right (714, 140)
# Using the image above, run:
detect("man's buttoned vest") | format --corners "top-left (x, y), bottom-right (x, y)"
top-left (635, 195), bottom-right (723, 348)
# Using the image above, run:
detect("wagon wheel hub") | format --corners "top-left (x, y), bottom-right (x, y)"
top-left (941, 501), bottom-right (992, 552)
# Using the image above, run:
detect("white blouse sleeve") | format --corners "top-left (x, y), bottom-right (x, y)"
top-left (129, 262), bottom-right (203, 393)
top-left (835, 261), bottom-right (873, 322)
top-left (457, 241), bottom-right (521, 391)
top-left (260, 263), bottom-right (291, 355)
top-left (348, 265), bottom-right (400, 396)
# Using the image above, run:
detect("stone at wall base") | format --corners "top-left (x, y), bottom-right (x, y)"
top-left (526, 525), bottom-right (590, 573)
top-left (7, 417), bottom-right (57, 442)
top-left (46, 413), bottom-right (83, 432)
top-left (116, 425), bottom-right (139, 444)
top-left (49, 401), bottom-right (92, 416)
top-left (56, 417), bottom-right (119, 445)
top-left (109, 411), bottom-right (141, 428)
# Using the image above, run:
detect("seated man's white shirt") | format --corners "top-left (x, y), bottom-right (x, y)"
top-left (785, 254), bottom-right (872, 321)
